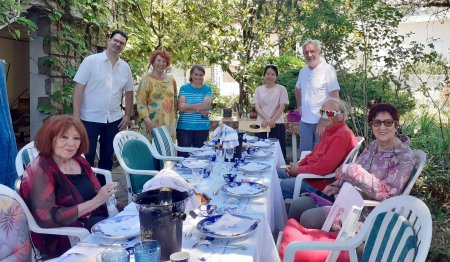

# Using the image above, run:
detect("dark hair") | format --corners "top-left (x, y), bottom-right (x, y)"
top-left (109, 30), bottom-right (128, 42)
top-left (264, 64), bottom-right (278, 76)
top-left (189, 65), bottom-right (206, 82)
top-left (35, 115), bottom-right (89, 157)
top-left (149, 50), bottom-right (172, 67)
top-left (367, 103), bottom-right (400, 123)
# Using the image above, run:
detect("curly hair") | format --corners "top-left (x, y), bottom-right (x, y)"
top-left (149, 50), bottom-right (172, 67)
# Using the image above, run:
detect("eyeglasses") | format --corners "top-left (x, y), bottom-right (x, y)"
top-left (320, 109), bottom-right (341, 118)
top-left (370, 119), bottom-right (396, 127)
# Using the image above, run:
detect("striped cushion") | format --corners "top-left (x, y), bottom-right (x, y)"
top-left (152, 126), bottom-right (177, 168)
top-left (363, 211), bottom-right (417, 262)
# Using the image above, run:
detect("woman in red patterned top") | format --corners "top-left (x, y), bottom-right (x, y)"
top-left (20, 115), bottom-right (119, 258)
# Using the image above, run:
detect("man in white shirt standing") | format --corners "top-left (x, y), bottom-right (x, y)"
top-left (73, 30), bottom-right (133, 178)
top-left (294, 39), bottom-right (340, 152)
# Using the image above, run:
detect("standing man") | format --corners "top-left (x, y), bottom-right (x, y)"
top-left (295, 39), bottom-right (340, 152)
top-left (73, 30), bottom-right (133, 175)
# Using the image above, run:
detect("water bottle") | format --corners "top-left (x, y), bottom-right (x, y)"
top-left (158, 187), bottom-right (173, 205)
top-left (106, 195), bottom-right (119, 217)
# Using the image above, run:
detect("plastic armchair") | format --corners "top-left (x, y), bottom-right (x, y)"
top-left (0, 184), bottom-right (89, 249)
top-left (277, 182), bottom-right (364, 261)
top-left (113, 130), bottom-right (162, 203)
top-left (283, 195), bottom-right (432, 262)
top-left (286, 137), bottom-right (365, 203)
top-left (151, 126), bottom-right (198, 156)
top-left (364, 150), bottom-right (426, 207)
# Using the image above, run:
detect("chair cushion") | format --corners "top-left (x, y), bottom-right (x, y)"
top-left (278, 219), bottom-right (350, 262)
top-left (363, 211), bottom-right (417, 262)
top-left (0, 194), bottom-right (31, 261)
top-left (152, 126), bottom-right (176, 157)
top-left (122, 140), bottom-right (156, 194)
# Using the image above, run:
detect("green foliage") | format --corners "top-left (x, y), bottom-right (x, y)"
top-left (0, 0), bottom-right (37, 39)
top-left (277, 68), bottom-right (302, 110)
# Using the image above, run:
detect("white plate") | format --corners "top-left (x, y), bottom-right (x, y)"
top-left (236, 161), bottom-right (271, 172)
top-left (243, 149), bottom-right (273, 158)
top-left (247, 140), bottom-right (274, 148)
top-left (181, 159), bottom-right (210, 169)
top-left (91, 215), bottom-right (140, 240)
top-left (189, 149), bottom-right (216, 158)
top-left (221, 182), bottom-right (268, 197)
top-left (196, 214), bottom-right (259, 239)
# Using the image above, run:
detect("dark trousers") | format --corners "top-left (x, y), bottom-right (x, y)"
top-left (176, 129), bottom-right (209, 157)
top-left (82, 119), bottom-right (121, 181)
top-left (255, 123), bottom-right (286, 159)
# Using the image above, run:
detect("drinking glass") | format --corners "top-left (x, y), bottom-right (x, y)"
top-left (191, 167), bottom-right (203, 189)
top-left (225, 148), bottom-right (235, 171)
top-left (101, 249), bottom-right (129, 262)
top-left (134, 240), bottom-right (160, 262)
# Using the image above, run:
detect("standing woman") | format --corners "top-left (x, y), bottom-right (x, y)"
top-left (254, 64), bottom-right (289, 158)
top-left (177, 65), bottom-right (212, 157)
top-left (136, 50), bottom-right (177, 139)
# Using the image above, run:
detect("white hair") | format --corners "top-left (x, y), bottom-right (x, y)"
top-left (324, 97), bottom-right (348, 115)
top-left (302, 39), bottom-right (322, 53)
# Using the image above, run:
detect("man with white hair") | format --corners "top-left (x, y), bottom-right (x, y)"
top-left (280, 98), bottom-right (357, 199)
top-left (295, 39), bottom-right (340, 152)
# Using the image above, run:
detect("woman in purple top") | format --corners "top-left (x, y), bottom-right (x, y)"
top-left (289, 103), bottom-right (416, 229)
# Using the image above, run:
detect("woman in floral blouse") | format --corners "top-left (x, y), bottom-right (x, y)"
top-left (136, 50), bottom-right (177, 140)
top-left (288, 103), bottom-right (416, 229)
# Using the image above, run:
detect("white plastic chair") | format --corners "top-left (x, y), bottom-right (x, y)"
top-left (277, 182), bottom-right (365, 261)
top-left (0, 184), bottom-right (89, 258)
top-left (15, 141), bottom-right (113, 185)
top-left (287, 137), bottom-right (365, 203)
top-left (151, 126), bottom-right (198, 158)
top-left (283, 195), bottom-right (432, 262)
top-left (364, 150), bottom-right (427, 207)
top-left (113, 130), bottom-right (168, 203)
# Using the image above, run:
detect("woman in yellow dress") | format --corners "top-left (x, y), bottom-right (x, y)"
top-left (136, 50), bottom-right (177, 139)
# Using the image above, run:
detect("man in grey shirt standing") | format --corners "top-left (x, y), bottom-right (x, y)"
top-left (73, 30), bottom-right (133, 176)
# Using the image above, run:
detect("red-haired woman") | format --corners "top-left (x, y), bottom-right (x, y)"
top-left (20, 115), bottom-right (119, 258)
top-left (136, 50), bottom-right (178, 139)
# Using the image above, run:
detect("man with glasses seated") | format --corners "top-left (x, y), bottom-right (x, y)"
top-left (280, 98), bottom-right (358, 199)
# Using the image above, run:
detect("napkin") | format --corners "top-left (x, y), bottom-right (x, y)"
top-left (181, 159), bottom-right (210, 169)
top-left (204, 213), bottom-right (257, 236)
top-left (191, 149), bottom-right (215, 157)
top-left (142, 169), bottom-right (200, 212)
top-left (238, 162), bottom-right (268, 172)
top-left (243, 134), bottom-right (258, 142)
top-left (212, 123), bottom-right (238, 149)
top-left (97, 215), bottom-right (140, 237)
top-left (226, 183), bottom-right (264, 195)
top-left (248, 140), bottom-right (273, 147)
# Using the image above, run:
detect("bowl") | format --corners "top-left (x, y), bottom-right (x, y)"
top-left (223, 173), bottom-right (237, 183)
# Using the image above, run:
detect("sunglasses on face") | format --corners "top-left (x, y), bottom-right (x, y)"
top-left (370, 119), bottom-right (396, 127)
top-left (320, 109), bottom-right (341, 118)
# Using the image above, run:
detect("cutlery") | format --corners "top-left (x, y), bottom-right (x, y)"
top-left (192, 240), bottom-right (247, 250)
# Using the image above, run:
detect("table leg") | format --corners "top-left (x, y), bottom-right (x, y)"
top-left (292, 134), bottom-right (297, 162)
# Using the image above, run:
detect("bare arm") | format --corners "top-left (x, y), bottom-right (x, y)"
top-left (270, 103), bottom-right (286, 124)
top-left (294, 88), bottom-right (301, 113)
top-left (118, 90), bottom-right (133, 130)
top-left (329, 90), bottom-right (339, 99)
top-left (72, 82), bottom-right (85, 119)
top-left (77, 182), bottom-right (118, 217)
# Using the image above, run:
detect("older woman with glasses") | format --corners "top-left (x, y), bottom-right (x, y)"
top-left (288, 103), bottom-right (416, 229)
top-left (253, 64), bottom-right (289, 158)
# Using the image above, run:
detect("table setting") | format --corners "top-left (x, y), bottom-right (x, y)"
top-left (52, 125), bottom-right (287, 262)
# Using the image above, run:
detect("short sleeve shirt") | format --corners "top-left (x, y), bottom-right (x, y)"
top-left (73, 51), bottom-right (134, 123)
top-left (177, 83), bottom-right (212, 130)
top-left (295, 62), bottom-right (340, 124)
top-left (253, 84), bottom-right (289, 124)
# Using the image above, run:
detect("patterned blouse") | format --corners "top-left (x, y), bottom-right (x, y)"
top-left (136, 74), bottom-right (177, 140)
top-left (330, 135), bottom-right (416, 201)
top-left (20, 155), bottom-right (107, 258)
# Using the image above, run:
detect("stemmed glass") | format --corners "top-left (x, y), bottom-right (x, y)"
top-left (224, 148), bottom-right (235, 171)
top-left (191, 167), bottom-right (203, 190)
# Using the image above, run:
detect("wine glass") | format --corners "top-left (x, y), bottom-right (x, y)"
top-left (191, 167), bottom-right (203, 189)
top-left (224, 148), bottom-right (235, 171)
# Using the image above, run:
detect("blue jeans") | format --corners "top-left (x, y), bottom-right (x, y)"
top-left (82, 118), bottom-right (121, 174)
top-left (176, 129), bottom-right (209, 157)
top-left (299, 121), bottom-right (320, 152)
top-left (279, 168), bottom-right (328, 199)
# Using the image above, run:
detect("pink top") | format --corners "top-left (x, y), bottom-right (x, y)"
top-left (253, 84), bottom-right (289, 123)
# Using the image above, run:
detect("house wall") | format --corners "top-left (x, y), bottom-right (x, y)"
top-left (0, 38), bottom-right (29, 105)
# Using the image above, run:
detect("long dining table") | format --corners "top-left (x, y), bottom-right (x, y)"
top-left (51, 141), bottom-right (288, 262)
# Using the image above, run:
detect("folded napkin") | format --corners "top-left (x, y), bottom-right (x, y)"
top-left (248, 140), bottom-right (273, 147)
top-left (98, 215), bottom-right (140, 237)
top-left (238, 162), bottom-right (268, 172)
top-left (182, 159), bottom-right (210, 169)
top-left (212, 123), bottom-right (238, 149)
top-left (226, 183), bottom-right (264, 195)
top-left (191, 149), bottom-right (215, 157)
top-left (142, 169), bottom-right (200, 212)
top-left (205, 213), bottom-right (257, 236)
top-left (243, 134), bottom-right (258, 142)
top-left (247, 149), bottom-right (271, 157)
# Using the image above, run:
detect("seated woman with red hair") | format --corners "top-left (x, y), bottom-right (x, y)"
top-left (20, 115), bottom-right (119, 258)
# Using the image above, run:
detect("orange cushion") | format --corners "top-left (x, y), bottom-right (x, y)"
top-left (279, 219), bottom-right (350, 262)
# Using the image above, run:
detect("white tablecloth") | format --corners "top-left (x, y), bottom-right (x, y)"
top-left (52, 142), bottom-right (287, 262)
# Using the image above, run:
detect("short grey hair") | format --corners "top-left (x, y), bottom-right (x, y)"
top-left (302, 39), bottom-right (322, 54)
top-left (324, 97), bottom-right (348, 115)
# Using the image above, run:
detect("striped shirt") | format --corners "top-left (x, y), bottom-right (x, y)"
top-left (177, 83), bottom-right (212, 130)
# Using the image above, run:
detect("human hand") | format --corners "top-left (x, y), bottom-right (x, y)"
top-left (335, 166), bottom-right (345, 180)
top-left (199, 110), bottom-right (209, 117)
top-left (145, 120), bottom-right (157, 134)
top-left (287, 162), bottom-right (299, 176)
top-left (268, 119), bottom-right (276, 128)
top-left (261, 121), bottom-right (269, 128)
top-left (95, 182), bottom-right (119, 204)
top-left (178, 103), bottom-right (186, 112)
top-left (118, 115), bottom-right (131, 131)
top-left (323, 185), bottom-right (340, 196)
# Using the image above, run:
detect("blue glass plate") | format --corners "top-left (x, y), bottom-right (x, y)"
top-left (91, 215), bottom-right (140, 240)
top-left (196, 214), bottom-right (259, 239)
top-left (221, 182), bottom-right (268, 197)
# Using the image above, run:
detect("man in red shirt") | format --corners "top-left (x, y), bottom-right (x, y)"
top-left (281, 98), bottom-right (358, 199)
